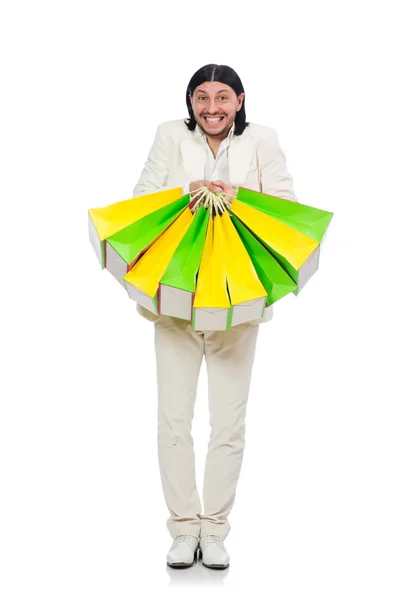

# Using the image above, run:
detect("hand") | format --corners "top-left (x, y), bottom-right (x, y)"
top-left (210, 180), bottom-right (237, 207)
top-left (188, 180), bottom-right (224, 213)
top-left (188, 180), bottom-right (236, 215)
top-left (189, 180), bottom-right (223, 194)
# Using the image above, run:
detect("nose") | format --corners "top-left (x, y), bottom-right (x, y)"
top-left (207, 98), bottom-right (222, 114)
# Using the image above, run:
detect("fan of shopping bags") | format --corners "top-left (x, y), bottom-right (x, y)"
top-left (88, 185), bottom-right (333, 331)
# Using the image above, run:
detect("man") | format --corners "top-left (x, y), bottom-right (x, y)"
top-left (133, 64), bottom-right (299, 569)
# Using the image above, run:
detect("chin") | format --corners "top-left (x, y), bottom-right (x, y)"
top-left (202, 122), bottom-right (228, 135)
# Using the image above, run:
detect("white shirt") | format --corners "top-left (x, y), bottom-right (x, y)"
top-left (182, 121), bottom-right (235, 195)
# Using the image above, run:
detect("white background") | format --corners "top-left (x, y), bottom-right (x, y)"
top-left (1, 0), bottom-right (396, 598)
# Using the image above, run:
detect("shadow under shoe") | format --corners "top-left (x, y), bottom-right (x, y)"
top-left (167, 535), bottom-right (200, 568)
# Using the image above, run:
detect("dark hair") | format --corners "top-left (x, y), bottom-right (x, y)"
top-left (185, 64), bottom-right (249, 136)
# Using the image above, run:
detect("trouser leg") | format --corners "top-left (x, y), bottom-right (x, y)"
top-left (154, 316), bottom-right (205, 539)
top-left (200, 322), bottom-right (260, 539)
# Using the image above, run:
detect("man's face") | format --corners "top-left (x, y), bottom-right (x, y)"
top-left (189, 81), bottom-right (244, 140)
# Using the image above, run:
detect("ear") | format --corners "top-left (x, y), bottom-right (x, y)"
top-left (237, 92), bottom-right (245, 110)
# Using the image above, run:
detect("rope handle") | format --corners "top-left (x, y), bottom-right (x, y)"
top-left (189, 186), bottom-right (237, 215)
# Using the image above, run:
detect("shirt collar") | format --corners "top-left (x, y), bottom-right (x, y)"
top-left (195, 120), bottom-right (235, 143)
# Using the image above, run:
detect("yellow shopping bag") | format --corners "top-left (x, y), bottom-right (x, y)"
top-left (217, 211), bottom-right (268, 327)
top-left (123, 207), bottom-right (193, 315)
top-left (192, 216), bottom-right (231, 331)
top-left (231, 199), bottom-right (319, 286)
top-left (88, 187), bottom-right (183, 267)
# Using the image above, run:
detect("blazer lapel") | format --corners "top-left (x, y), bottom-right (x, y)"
top-left (228, 131), bottom-right (254, 187)
top-left (180, 126), bottom-right (254, 186)
top-left (180, 139), bottom-right (206, 182)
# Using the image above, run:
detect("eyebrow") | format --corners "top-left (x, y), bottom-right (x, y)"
top-left (195, 89), bottom-right (229, 94)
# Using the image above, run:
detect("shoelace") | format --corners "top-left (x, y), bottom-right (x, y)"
top-left (201, 534), bottom-right (224, 547)
top-left (173, 534), bottom-right (193, 547)
top-left (173, 534), bottom-right (224, 547)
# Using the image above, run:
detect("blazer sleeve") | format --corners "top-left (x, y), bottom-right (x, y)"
top-left (133, 124), bottom-right (171, 197)
top-left (259, 130), bottom-right (299, 203)
top-left (133, 123), bottom-right (190, 198)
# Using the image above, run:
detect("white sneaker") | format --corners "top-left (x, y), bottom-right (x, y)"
top-left (199, 534), bottom-right (230, 569)
top-left (167, 534), bottom-right (200, 568)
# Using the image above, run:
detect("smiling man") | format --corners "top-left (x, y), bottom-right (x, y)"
top-left (133, 64), bottom-right (299, 570)
top-left (134, 63), bottom-right (298, 211)
top-left (184, 79), bottom-right (244, 206)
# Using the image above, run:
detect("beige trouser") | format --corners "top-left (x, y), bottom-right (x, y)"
top-left (154, 314), bottom-right (260, 540)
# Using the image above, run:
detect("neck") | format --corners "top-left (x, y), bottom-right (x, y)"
top-left (205, 126), bottom-right (231, 145)
top-left (198, 121), bottom-right (234, 145)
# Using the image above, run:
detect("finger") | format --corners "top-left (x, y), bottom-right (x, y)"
top-left (211, 180), bottom-right (226, 189)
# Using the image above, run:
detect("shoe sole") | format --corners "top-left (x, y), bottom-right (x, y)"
top-left (167, 561), bottom-right (194, 568)
top-left (202, 562), bottom-right (230, 569)
top-left (167, 547), bottom-right (199, 568)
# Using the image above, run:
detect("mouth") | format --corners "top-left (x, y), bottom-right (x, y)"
top-left (203, 116), bottom-right (225, 126)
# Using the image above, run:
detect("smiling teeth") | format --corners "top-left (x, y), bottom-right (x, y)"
top-left (205, 117), bottom-right (222, 122)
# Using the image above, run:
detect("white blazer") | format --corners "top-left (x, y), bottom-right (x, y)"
top-left (133, 118), bottom-right (299, 326)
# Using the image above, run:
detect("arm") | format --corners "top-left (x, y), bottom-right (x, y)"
top-left (133, 123), bottom-right (174, 197)
top-left (260, 130), bottom-right (299, 203)
top-left (133, 123), bottom-right (191, 197)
